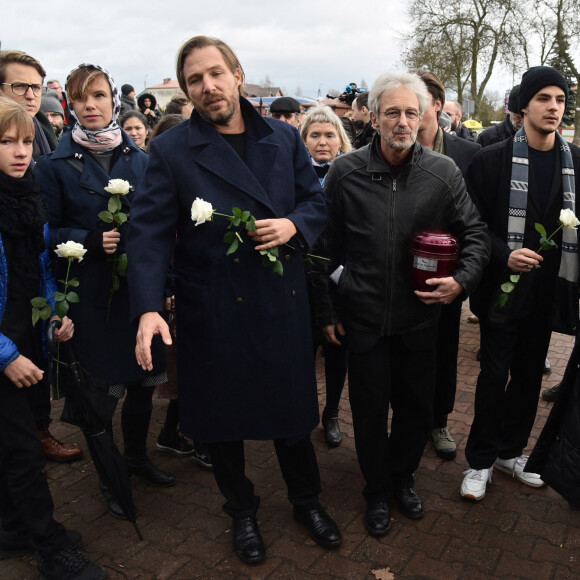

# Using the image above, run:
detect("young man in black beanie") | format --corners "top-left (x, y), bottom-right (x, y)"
top-left (461, 66), bottom-right (580, 501)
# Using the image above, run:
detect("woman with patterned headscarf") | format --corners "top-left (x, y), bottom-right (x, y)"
top-left (35, 64), bottom-right (175, 519)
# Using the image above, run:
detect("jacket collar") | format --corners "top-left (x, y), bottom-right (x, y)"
top-left (366, 133), bottom-right (423, 178)
top-left (50, 131), bottom-right (142, 198)
top-left (185, 97), bottom-right (279, 212)
top-left (50, 129), bottom-right (140, 161)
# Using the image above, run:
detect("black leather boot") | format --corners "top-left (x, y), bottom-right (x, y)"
top-left (98, 480), bottom-right (128, 519)
top-left (321, 408), bottom-right (342, 447)
top-left (122, 409), bottom-right (176, 487)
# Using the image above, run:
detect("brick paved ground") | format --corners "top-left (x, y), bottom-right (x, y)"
top-left (3, 306), bottom-right (580, 579)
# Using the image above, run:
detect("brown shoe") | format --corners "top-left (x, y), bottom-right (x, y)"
top-left (38, 429), bottom-right (83, 463)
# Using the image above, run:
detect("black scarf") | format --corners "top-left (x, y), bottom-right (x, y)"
top-left (0, 169), bottom-right (48, 297)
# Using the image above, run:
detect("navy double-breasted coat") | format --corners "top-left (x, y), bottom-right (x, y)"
top-left (128, 98), bottom-right (328, 442)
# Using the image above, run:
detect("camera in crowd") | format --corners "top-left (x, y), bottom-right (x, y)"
top-left (328, 82), bottom-right (367, 106)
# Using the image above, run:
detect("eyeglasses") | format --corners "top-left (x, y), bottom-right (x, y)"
top-left (1, 82), bottom-right (47, 97)
top-left (380, 108), bottom-right (420, 121)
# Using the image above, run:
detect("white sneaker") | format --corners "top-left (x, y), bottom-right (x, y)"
top-left (461, 468), bottom-right (492, 500)
top-left (494, 455), bottom-right (545, 488)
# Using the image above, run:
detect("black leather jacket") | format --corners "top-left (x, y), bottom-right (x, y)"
top-left (311, 135), bottom-right (490, 338)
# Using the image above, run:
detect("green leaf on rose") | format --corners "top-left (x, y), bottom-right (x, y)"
top-left (241, 211), bottom-right (250, 222)
top-left (498, 293), bottom-right (509, 307)
top-left (501, 281), bottom-right (515, 293)
top-left (232, 217), bottom-right (241, 227)
top-left (40, 304), bottom-right (51, 320)
top-left (114, 212), bottom-right (128, 225)
top-left (98, 211), bottom-right (113, 223)
top-left (53, 292), bottom-right (65, 302)
top-left (55, 300), bottom-right (69, 319)
top-left (510, 274), bottom-right (521, 283)
top-left (535, 223), bottom-right (547, 236)
top-left (30, 296), bottom-right (47, 308)
top-left (226, 238), bottom-right (239, 255)
top-left (66, 292), bottom-right (80, 303)
top-left (224, 231), bottom-right (237, 244)
top-left (67, 278), bottom-right (79, 287)
top-left (246, 217), bottom-right (256, 233)
top-left (108, 195), bottom-right (122, 213)
top-left (232, 207), bottom-right (242, 218)
top-left (260, 250), bottom-right (277, 262)
top-left (273, 260), bottom-right (283, 276)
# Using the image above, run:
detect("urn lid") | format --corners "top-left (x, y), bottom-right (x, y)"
top-left (411, 230), bottom-right (459, 256)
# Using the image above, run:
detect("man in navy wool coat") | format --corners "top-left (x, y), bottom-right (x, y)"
top-left (127, 35), bottom-right (341, 564)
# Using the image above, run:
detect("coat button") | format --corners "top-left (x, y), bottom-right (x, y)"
top-left (285, 254), bottom-right (291, 261)
top-left (233, 258), bottom-right (240, 263)
top-left (236, 297), bottom-right (243, 303)
top-left (291, 290), bottom-right (296, 297)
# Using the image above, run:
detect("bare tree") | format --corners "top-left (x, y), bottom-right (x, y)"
top-left (403, 0), bottom-right (522, 116)
top-left (539, 0), bottom-right (580, 143)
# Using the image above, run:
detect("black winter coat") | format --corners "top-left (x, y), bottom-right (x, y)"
top-left (526, 332), bottom-right (580, 508)
top-left (477, 115), bottom-right (517, 149)
top-left (311, 136), bottom-right (489, 347)
top-left (466, 138), bottom-right (580, 334)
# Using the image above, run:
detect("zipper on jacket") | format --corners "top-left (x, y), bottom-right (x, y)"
top-left (382, 178), bottom-right (396, 334)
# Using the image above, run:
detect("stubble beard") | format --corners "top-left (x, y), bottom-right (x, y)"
top-left (383, 126), bottom-right (418, 151)
top-left (198, 93), bottom-right (239, 126)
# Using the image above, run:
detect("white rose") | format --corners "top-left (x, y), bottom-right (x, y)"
top-left (55, 241), bottom-right (87, 262)
top-left (191, 198), bottom-right (214, 226)
top-left (559, 208), bottom-right (580, 229)
top-left (104, 179), bottom-right (131, 195)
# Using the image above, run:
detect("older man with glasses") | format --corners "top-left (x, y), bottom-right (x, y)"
top-left (311, 71), bottom-right (489, 534)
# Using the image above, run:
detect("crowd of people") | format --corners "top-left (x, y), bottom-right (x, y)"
top-left (0, 35), bottom-right (579, 580)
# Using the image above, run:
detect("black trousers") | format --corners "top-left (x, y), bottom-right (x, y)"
top-left (0, 375), bottom-right (68, 558)
top-left (321, 342), bottom-right (348, 412)
top-left (348, 334), bottom-right (436, 504)
top-left (465, 315), bottom-right (552, 469)
top-left (433, 299), bottom-right (462, 428)
top-left (207, 436), bottom-right (321, 519)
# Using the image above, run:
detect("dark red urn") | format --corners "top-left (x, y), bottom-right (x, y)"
top-left (410, 230), bottom-right (459, 292)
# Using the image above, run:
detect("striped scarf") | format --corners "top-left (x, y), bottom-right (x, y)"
top-left (508, 127), bottom-right (578, 283)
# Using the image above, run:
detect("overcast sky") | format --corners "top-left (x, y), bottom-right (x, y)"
top-left (3, 0), bottom-right (573, 105)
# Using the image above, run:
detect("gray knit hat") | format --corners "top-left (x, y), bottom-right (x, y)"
top-left (40, 90), bottom-right (63, 117)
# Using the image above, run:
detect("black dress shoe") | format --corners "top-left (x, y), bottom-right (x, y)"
top-left (364, 501), bottom-right (391, 536)
top-left (98, 481), bottom-right (128, 519)
top-left (232, 516), bottom-right (265, 564)
top-left (322, 409), bottom-right (342, 447)
top-left (542, 383), bottom-right (561, 402)
top-left (292, 506), bottom-right (342, 548)
top-left (125, 457), bottom-right (176, 486)
top-left (394, 488), bottom-right (425, 519)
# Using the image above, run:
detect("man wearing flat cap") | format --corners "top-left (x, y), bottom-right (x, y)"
top-left (461, 66), bottom-right (580, 501)
top-left (269, 96), bottom-right (302, 127)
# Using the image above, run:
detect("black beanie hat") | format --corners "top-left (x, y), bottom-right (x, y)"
top-left (507, 85), bottom-right (520, 113)
top-left (121, 84), bottom-right (135, 96)
top-left (518, 66), bottom-right (568, 114)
